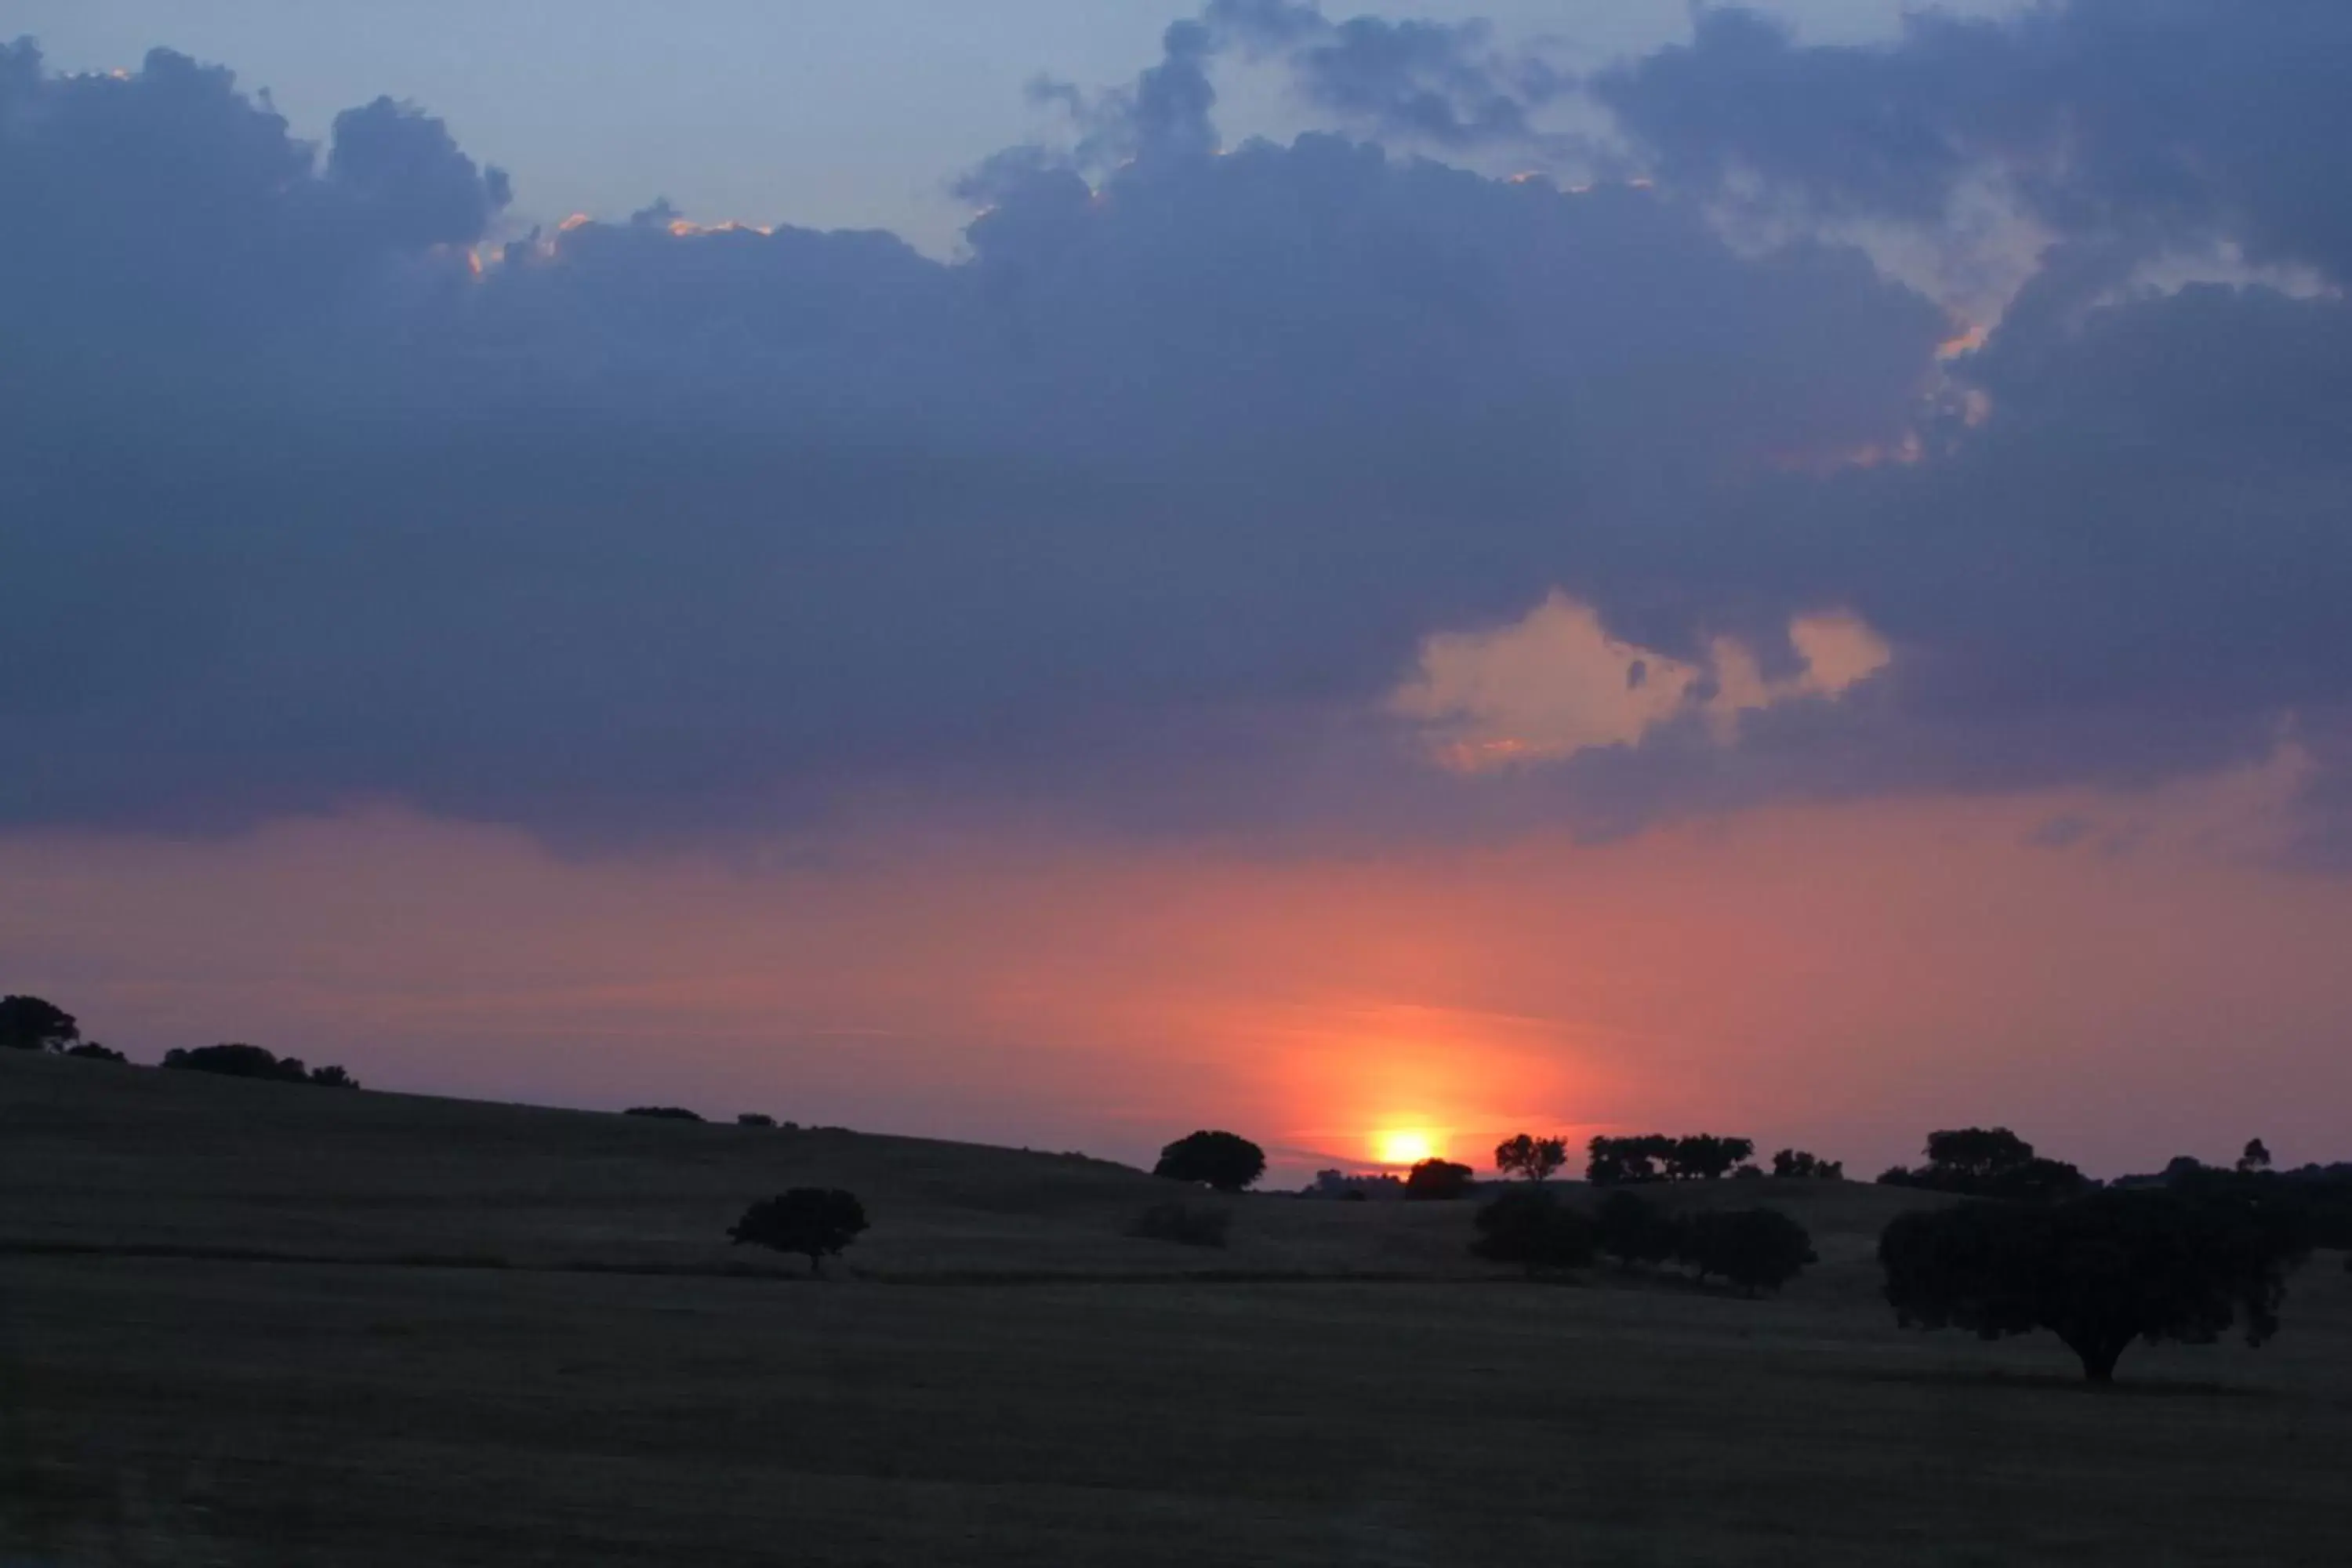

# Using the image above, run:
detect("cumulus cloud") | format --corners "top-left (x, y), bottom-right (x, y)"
top-left (1031, 2), bottom-right (1574, 169)
top-left (4, 9), bottom-right (2352, 858)
top-left (1595, 2), bottom-right (2352, 284)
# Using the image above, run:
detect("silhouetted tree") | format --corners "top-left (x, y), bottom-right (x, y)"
top-left (2238, 1138), bottom-right (2274, 1174)
top-left (1403, 1158), bottom-right (1475, 1200)
top-left (1772, 1149), bottom-right (1845, 1180)
top-left (0, 995), bottom-right (78, 1053)
top-left (162, 1043), bottom-right (310, 1082)
top-left (1494, 1133), bottom-right (1568, 1183)
top-left (1878, 1187), bottom-right (2309, 1382)
top-left (1925, 1127), bottom-right (2037, 1181)
top-left (728, 1189), bottom-right (869, 1276)
top-left (307, 1065), bottom-right (358, 1088)
top-left (624, 1105), bottom-right (705, 1121)
top-left (1128, 1200), bottom-right (1232, 1248)
top-left (63, 1042), bottom-right (127, 1063)
top-left (1153, 1130), bottom-right (1265, 1192)
top-left (1679, 1208), bottom-right (1815, 1296)
top-left (1594, 1190), bottom-right (1681, 1269)
top-left (1587, 1134), bottom-right (1677, 1185)
top-left (1668, 1134), bottom-right (1756, 1181)
top-left (737, 1112), bottom-right (777, 1127)
top-left (1472, 1189), bottom-right (1595, 1275)
top-left (1883, 1127), bottom-right (2088, 1202)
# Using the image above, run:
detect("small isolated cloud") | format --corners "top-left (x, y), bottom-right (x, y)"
top-left (1392, 595), bottom-right (1889, 773)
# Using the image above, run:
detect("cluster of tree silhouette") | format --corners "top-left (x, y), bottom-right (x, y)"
top-left (1584, 1190), bottom-right (1816, 1294)
top-left (1875, 1127), bottom-right (2087, 1201)
top-left (624, 1105), bottom-right (706, 1122)
top-left (1771, 1149), bottom-right (1844, 1179)
top-left (6, 994), bottom-right (365, 1083)
top-left (1153, 1130), bottom-right (1266, 1192)
top-left (161, 1043), bottom-right (358, 1088)
top-left (728, 1189), bottom-right (868, 1276)
top-left (1128, 1200), bottom-right (1233, 1248)
top-left (1586, 1134), bottom-right (1759, 1185)
top-left (1301, 1169), bottom-right (1402, 1200)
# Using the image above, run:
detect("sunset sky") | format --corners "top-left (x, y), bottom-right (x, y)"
top-left (8, 2), bottom-right (2351, 1181)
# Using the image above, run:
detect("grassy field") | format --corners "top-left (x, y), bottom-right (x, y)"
top-left (6, 1052), bottom-right (2350, 1566)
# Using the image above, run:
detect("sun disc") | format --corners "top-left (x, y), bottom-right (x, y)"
top-left (1377, 1129), bottom-right (1436, 1166)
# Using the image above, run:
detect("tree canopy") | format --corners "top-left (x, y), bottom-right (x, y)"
top-left (1877, 1127), bottom-right (2088, 1202)
top-left (158, 1043), bottom-right (358, 1087)
top-left (1878, 1185), bottom-right (2310, 1381)
top-left (728, 1189), bottom-right (869, 1275)
top-left (1771, 1149), bottom-right (1845, 1180)
top-left (1595, 1190), bottom-right (1682, 1269)
top-left (1588, 1134), bottom-right (1759, 1185)
top-left (1471, 1189), bottom-right (1595, 1274)
top-left (1679, 1207), bottom-right (1815, 1296)
top-left (1403, 1158), bottom-right (1475, 1200)
top-left (0, 995), bottom-right (79, 1053)
top-left (1494, 1133), bottom-right (1568, 1183)
top-left (1153, 1130), bottom-right (1266, 1192)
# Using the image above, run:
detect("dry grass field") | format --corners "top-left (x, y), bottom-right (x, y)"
top-left (6, 1051), bottom-right (2351, 1566)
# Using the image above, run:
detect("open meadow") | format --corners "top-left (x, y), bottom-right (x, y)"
top-left (7, 1051), bottom-right (2351, 1566)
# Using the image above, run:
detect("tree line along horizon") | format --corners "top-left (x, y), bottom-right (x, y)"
top-left (13, 992), bottom-right (2352, 1385)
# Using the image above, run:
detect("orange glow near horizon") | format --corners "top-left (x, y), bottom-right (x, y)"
top-left (4, 745), bottom-right (2348, 1178)
top-left (1375, 1128), bottom-right (1440, 1166)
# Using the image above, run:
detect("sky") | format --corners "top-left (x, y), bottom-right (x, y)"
top-left (6, 1), bottom-right (2351, 1182)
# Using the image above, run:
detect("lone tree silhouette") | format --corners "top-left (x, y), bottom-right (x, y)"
top-left (1879, 1186), bottom-right (2309, 1383)
top-left (1403, 1157), bottom-right (1475, 1200)
top-left (0, 995), bottom-right (78, 1053)
top-left (1471, 1188), bottom-right (1594, 1274)
top-left (1679, 1208), bottom-right (1815, 1296)
top-left (1494, 1134), bottom-right (1567, 1183)
top-left (729, 1189), bottom-right (869, 1276)
top-left (1152, 1131), bottom-right (1265, 1192)
top-left (2238, 1138), bottom-right (2273, 1174)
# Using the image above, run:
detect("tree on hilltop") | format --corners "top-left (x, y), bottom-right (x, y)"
top-left (163, 1043), bottom-right (307, 1082)
top-left (1153, 1130), bottom-right (1265, 1192)
top-left (1879, 1127), bottom-right (2089, 1202)
top-left (1494, 1133), bottom-right (1567, 1183)
top-left (1668, 1134), bottom-right (1756, 1181)
top-left (0, 995), bottom-right (78, 1053)
top-left (1772, 1149), bottom-right (1844, 1180)
top-left (1403, 1157), bottom-right (1476, 1200)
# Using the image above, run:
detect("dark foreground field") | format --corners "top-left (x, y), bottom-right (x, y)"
top-left (7, 1054), bottom-right (2351, 1566)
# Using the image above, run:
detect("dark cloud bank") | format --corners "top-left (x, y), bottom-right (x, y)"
top-left (4, 3), bottom-right (2350, 854)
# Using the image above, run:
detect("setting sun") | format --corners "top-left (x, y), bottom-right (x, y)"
top-left (1376, 1129), bottom-right (1440, 1166)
